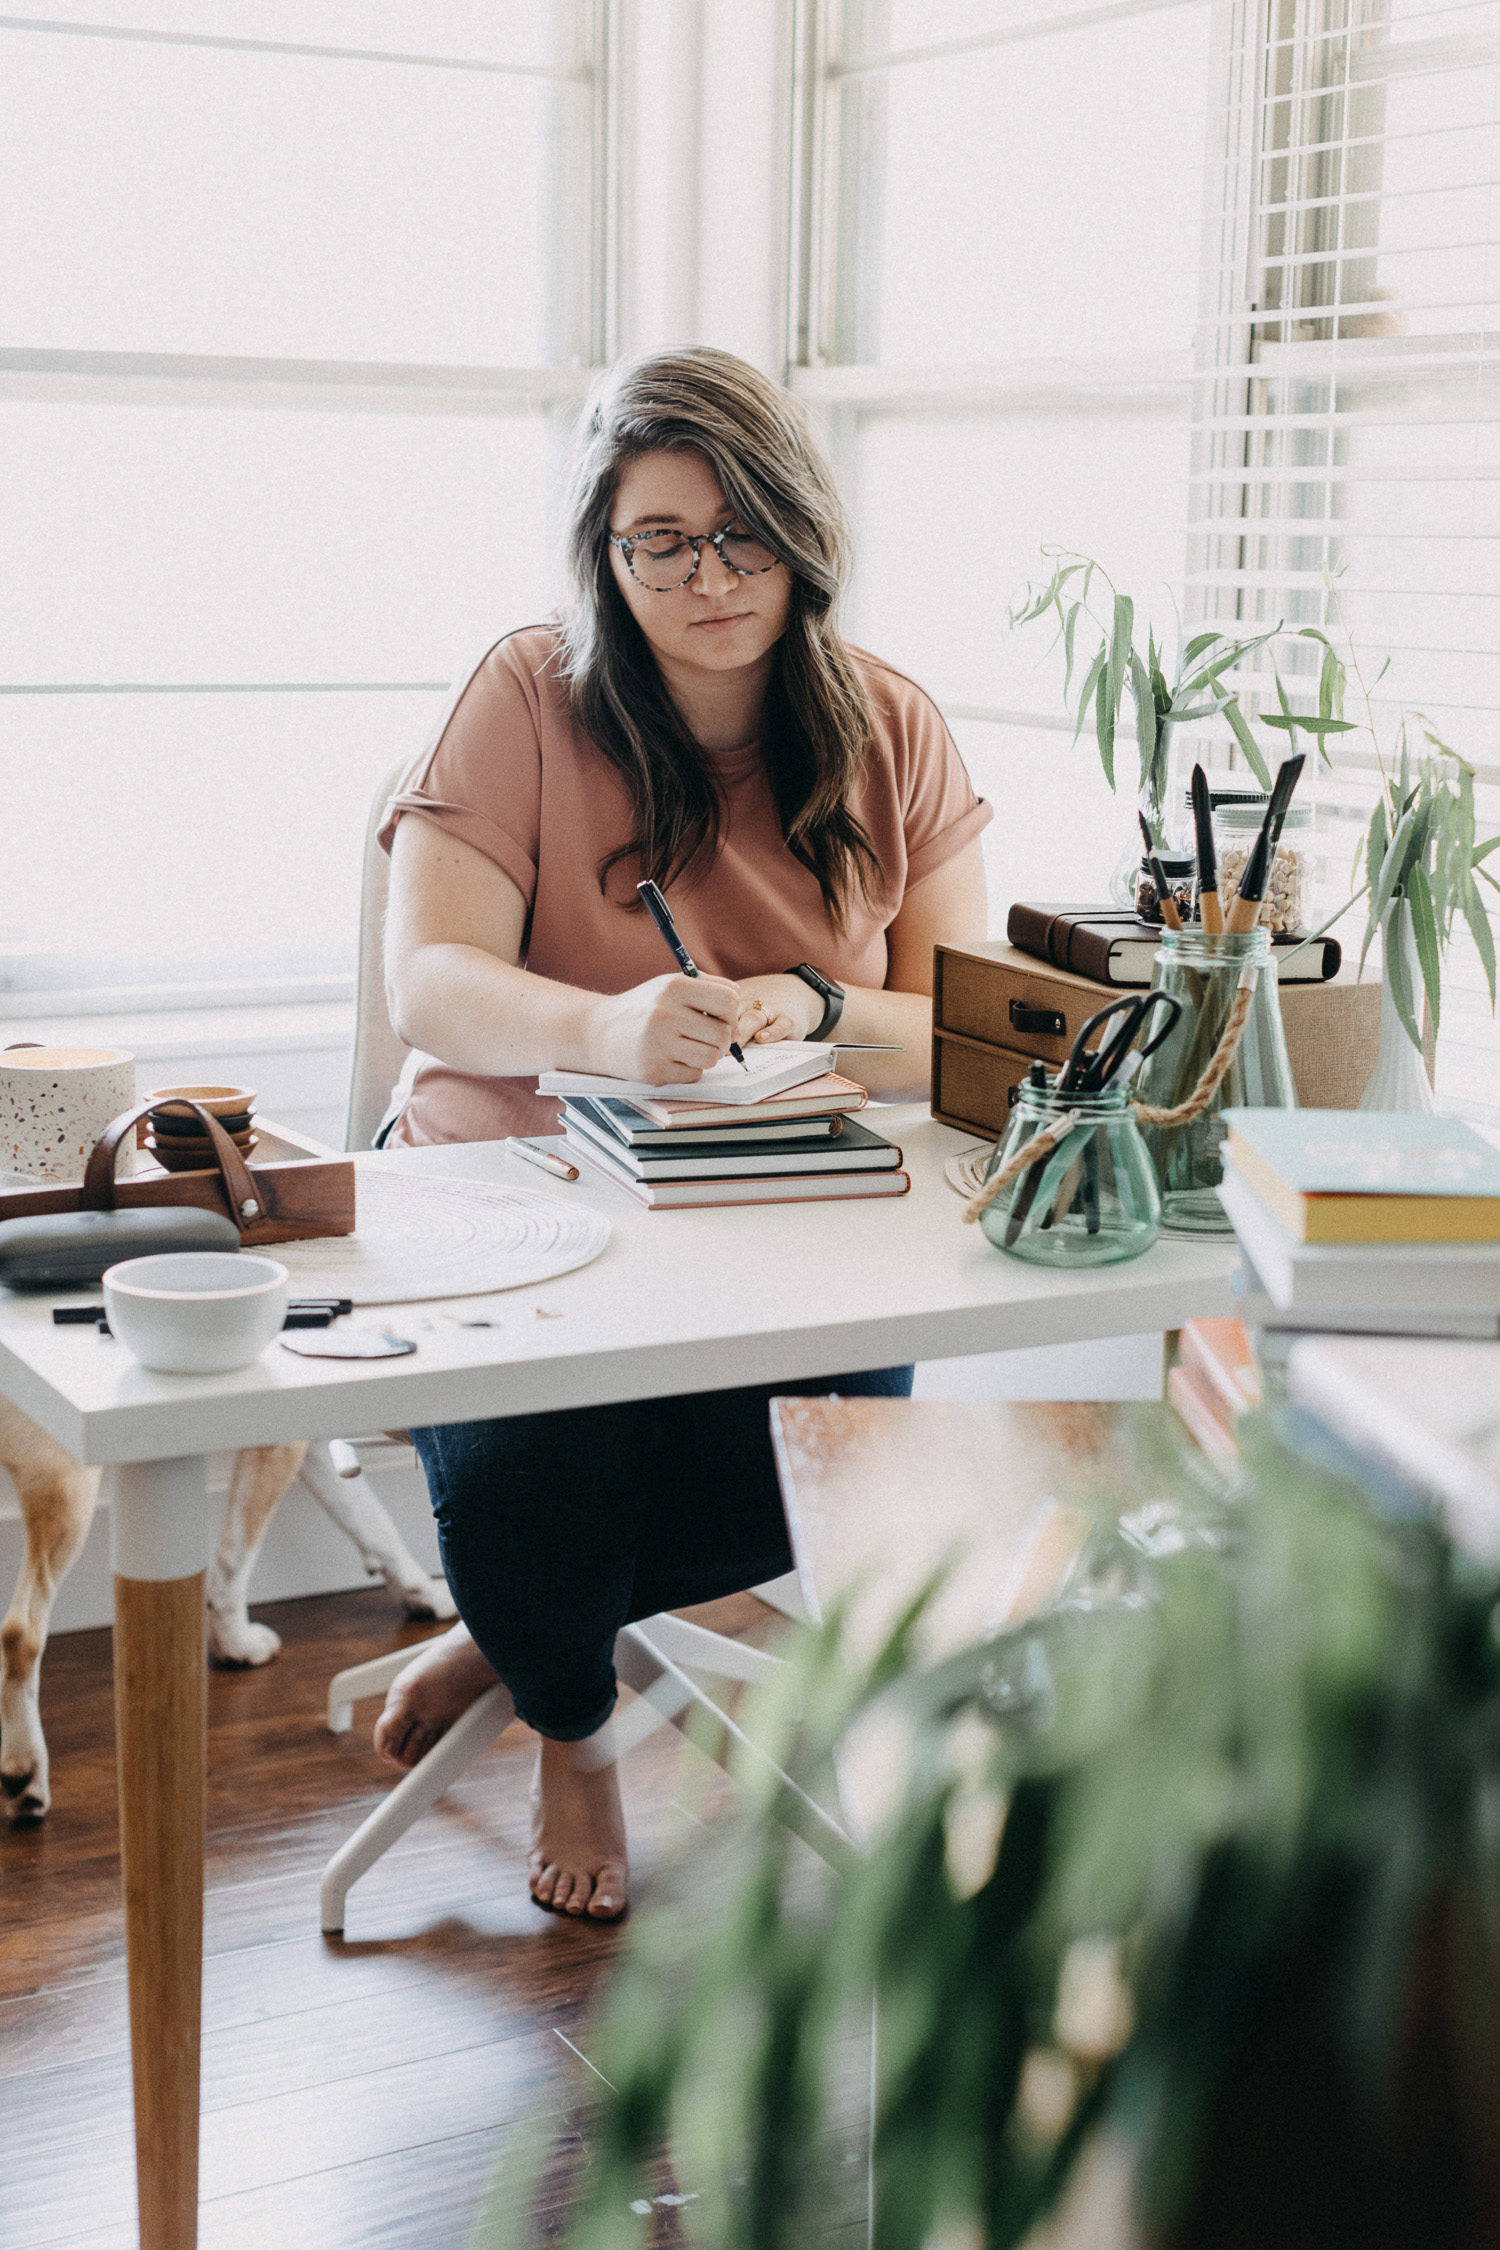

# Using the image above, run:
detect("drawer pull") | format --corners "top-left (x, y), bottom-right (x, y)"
top-left (1009, 999), bottom-right (1066, 1036)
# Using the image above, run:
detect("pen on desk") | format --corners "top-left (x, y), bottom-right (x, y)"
top-left (636, 878), bottom-right (749, 1069)
top-left (506, 1137), bottom-right (580, 1184)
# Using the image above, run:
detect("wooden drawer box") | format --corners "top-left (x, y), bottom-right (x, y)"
top-left (932, 941), bottom-right (1384, 1138)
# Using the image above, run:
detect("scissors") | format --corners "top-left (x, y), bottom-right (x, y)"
top-left (1058, 989), bottom-right (1183, 1096)
top-left (1024, 990), bottom-right (1185, 1240)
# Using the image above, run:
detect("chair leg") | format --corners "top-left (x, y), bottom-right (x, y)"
top-left (614, 1621), bottom-right (854, 1869)
top-left (327, 1645), bottom-right (428, 1733)
top-left (319, 1681), bottom-right (515, 1933)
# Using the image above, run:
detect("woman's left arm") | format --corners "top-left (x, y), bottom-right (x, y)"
top-left (737, 838), bottom-right (988, 1100)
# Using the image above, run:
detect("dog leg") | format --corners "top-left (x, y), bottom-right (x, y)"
top-left (297, 1440), bottom-right (456, 1621)
top-left (1, 1423), bottom-right (99, 1823)
top-left (207, 1443), bottom-right (308, 1666)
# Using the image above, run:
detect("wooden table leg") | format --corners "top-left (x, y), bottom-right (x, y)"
top-left (110, 1456), bottom-right (210, 2250)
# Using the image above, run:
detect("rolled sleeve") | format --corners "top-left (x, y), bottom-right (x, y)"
top-left (376, 635), bottom-right (546, 910)
top-left (904, 794), bottom-right (993, 889)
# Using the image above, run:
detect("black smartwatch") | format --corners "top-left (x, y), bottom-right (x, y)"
top-left (785, 963), bottom-right (845, 1043)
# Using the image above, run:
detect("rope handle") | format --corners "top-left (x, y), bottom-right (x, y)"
top-left (962, 960), bottom-right (1262, 1225)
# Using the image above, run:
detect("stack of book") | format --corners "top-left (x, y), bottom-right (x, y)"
top-left (536, 1042), bottom-right (910, 1210)
top-left (1218, 1108), bottom-right (1500, 1344)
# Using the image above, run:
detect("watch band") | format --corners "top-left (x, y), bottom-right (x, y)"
top-left (785, 963), bottom-right (846, 1044)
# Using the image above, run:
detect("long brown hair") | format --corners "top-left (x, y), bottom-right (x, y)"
top-left (556, 347), bottom-right (882, 927)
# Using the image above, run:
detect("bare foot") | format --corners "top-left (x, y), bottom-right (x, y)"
top-left (373, 1622), bottom-right (499, 1769)
top-left (528, 1736), bottom-right (629, 1920)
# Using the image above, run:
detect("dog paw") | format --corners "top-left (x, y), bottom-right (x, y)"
top-left (208, 1619), bottom-right (283, 1668)
top-left (399, 1577), bottom-right (458, 1623)
top-left (2, 1765), bottom-right (48, 1823)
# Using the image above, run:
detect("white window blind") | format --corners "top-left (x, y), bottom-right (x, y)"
top-left (0, 2), bottom-right (603, 1012)
top-left (1189, 0), bottom-right (1500, 1115)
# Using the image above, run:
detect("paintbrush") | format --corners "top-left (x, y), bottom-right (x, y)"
top-left (1225, 753), bottom-right (1305, 934)
top-left (1191, 764), bottom-right (1222, 932)
top-left (1138, 810), bottom-right (1183, 932)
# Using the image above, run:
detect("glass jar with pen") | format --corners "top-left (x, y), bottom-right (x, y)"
top-left (969, 995), bottom-right (1180, 1266)
top-left (1132, 925), bottom-right (1296, 1234)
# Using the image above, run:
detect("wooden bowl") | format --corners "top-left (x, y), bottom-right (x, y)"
top-left (146, 1131), bottom-right (258, 1173)
top-left (144, 1084), bottom-right (257, 1123)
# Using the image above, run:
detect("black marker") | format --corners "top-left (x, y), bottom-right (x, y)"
top-left (636, 879), bottom-right (749, 1069)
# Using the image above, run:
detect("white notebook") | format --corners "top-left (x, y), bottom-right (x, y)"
top-left (538, 1042), bottom-right (835, 1106)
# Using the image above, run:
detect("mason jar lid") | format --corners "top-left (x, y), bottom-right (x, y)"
top-left (1182, 785), bottom-right (1266, 808)
top-left (1139, 850), bottom-right (1195, 873)
top-left (1215, 801), bottom-right (1312, 832)
top-left (1181, 784), bottom-right (1313, 829)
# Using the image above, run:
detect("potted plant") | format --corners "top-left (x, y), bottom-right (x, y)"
top-left (1007, 555), bottom-right (1346, 880)
top-left (487, 1413), bottom-right (1500, 2250)
top-left (1014, 557), bottom-right (1500, 1108)
top-left (1279, 616), bottom-right (1500, 1110)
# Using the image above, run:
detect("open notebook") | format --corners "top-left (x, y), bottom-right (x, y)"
top-left (538, 1042), bottom-right (835, 1106)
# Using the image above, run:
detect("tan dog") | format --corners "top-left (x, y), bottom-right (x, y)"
top-left (0, 1395), bottom-right (454, 1821)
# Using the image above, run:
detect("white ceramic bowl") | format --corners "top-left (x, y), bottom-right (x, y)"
top-left (103, 1252), bottom-right (290, 1374)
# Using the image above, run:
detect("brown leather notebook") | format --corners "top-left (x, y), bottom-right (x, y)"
top-left (1006, 903), bottom-right (1342, 987)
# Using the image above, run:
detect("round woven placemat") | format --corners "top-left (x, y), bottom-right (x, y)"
top-left (943, 1143), bottom-right (998, 1201)
top-left (268, 1170), bottom-right (611, 1304)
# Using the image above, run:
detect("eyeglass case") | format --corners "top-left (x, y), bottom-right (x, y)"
top-left (0, 1207), bottom-right (242, 1289)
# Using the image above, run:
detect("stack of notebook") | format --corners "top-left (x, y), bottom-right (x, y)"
top-left (536, 1043), bottom-right (911, 1210)
top-left (1219, 1108), bottom-right (1500, 1341)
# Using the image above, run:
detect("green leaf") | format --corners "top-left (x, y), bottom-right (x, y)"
top-left (1218, 698), bottom-right (1275, 789)
top-left (1176, 637), bottom-right (1274, 699)
top-left (1130, 651), bottom-right (1157, 792)
top-left (1259, 713), bottom-right (1357, 735)
top-left (1360, 797), bottom-right (1389, 979)
top-left (1367, 798), bottom-right (1415, 955)
top-left (1407, 862), bottom-right (1441, 1037)
top-left (1319, 645), bottom-right (1343, 720)
top-left (1469, 833), bottom-right (1500, 866)
top-left (1063, 601), bottom-right (1080, 695)
top-left (1181, 630), bottom-right (1222, 666)
top-left (1462, 874), bottom-right (1497, 1009)
top-left (1106, 594), bottom-right (1133, 734)
top-left (1073, 646), bottom-right (1107, 749)
top-left (1096, 661), bottom-right (1116, 792)
top-left (1385, 895), bottom-right (1423, 1054)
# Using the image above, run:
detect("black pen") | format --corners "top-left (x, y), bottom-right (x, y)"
top-left (636, 879), bottom-right (749, 1069)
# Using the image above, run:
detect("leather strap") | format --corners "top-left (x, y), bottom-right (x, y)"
top-left (82, 1100), bottom-right (266, 1229)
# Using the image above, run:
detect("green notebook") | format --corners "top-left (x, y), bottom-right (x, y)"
top-left (1222, 1109), bottom-right (1500, 1244)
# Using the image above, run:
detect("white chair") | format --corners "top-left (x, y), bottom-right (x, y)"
top-left (318, 764), bottom-right (836, 1933)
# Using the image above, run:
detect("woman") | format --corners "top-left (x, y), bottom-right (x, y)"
top-left (374, 347), bottom-right (990, 1919)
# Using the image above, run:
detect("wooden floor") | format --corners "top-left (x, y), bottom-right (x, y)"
top-left (1, 1585), bottom-right (833, 2250)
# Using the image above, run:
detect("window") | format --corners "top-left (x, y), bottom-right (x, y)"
top-left (1190, 0), bottom-right (1500, 1115)
top-left (0, 2), bottom-right (606, 1011)
top-left (795, 0), bottom-right (1500, 1113)
top-left (788, 0), bottom-right (1216, 918)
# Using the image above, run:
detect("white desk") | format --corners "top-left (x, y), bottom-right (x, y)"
top-left (0, 1109), bottom-right (1235, 2249)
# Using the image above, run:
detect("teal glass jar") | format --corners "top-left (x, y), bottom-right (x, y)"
top-left (978, 1081), bottom-right (1162, 1266)
top-left (1132, 926), bottom-right (1296, 1235)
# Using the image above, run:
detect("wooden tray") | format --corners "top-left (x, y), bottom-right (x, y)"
top-left (0, 1119), bottom-right (355, 1246)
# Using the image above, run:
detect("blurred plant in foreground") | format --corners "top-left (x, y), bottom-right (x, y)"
top-left (479, 1414), bottom-right (1500, 2250)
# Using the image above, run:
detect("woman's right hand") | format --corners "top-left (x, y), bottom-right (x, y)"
top-left (587, 973), bottom-right (743, 1084)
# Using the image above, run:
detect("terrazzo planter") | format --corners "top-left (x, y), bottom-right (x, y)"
top-left (0, 1046), bottom-right (136, 1181)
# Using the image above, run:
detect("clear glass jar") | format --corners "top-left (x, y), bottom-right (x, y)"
top-left (978, 1082), bottom-right (1162, 1267)
top-left (1132, 926), bottom-right (1297, 1234)
top-left (1180, 784), bottom-right (1314, 935)
top-left (1132, 850), bottom-right (1195, 928)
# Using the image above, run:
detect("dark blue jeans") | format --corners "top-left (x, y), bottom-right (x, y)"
top-left (411, 1366), bottom-right (915, 1741)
